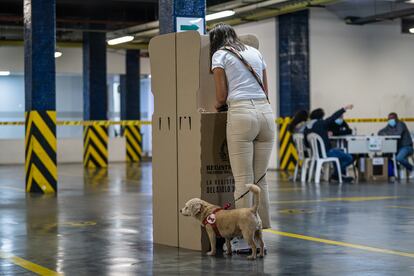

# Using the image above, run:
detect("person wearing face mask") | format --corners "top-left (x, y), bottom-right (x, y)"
top-left (328, 115), bottom-right (352, 136)
top-left (304, 105), bottom-right (354, 183)
top-left (378, 113), bottom-right (414, 177)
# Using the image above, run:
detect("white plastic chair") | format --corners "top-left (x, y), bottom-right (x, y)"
top-left (292, 134), bottom-right (311, 182)
top-left (307, 133), bottom-right (342, 184)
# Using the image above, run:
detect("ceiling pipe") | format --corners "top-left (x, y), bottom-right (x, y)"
top-left (130, 28), bottom-right (159, 38)
top-left (0, 15), bottom-right (145, 27)
top-left (108, 20), bottom-right (159, 39)
top-left (0, 24), bottom-right (108, 33)
top-left (346, 7), bottom-right (414, 25)
top-left (234, 0), bottom-right (291, 13)
top-left (208, 0), bottom-right (267, 12)
top-left (233, 0), bottom-right (337, 21)
top-left (0, 40), bottom-right (148, 50)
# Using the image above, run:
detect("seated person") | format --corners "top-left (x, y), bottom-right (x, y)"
top-left (328, 115), bottom-right (352, 136)
top-left (288, 110), bottom-right (309, 134)
top-left (304, 105), bottom-right (354, 182)
top-left (378, 112), bottom-right (414, 178)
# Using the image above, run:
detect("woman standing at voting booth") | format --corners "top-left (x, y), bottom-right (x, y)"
top-left (210, 24), bottom-right (275, 247)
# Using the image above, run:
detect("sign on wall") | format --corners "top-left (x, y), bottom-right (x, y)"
top-left (176, 17), bottom-right (205, 35)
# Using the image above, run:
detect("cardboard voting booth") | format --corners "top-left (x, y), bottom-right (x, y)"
top-left (359, 157), bottom-right (388, 182)
top-left (149, 31), bottom-right (258, 251)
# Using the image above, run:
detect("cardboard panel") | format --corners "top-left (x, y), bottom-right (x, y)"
top-left (149, 33), bottom-right (179, 247)
top-left (176, 31), bottom-right (203, 250)
top-left (176, 32), bottom-right (235, 251)
top-left (198, 35), bottom-right (217, 112)
top-left (176, 31), bottom-right (201, 115)
top-left (149, 34), bottom-right (178, 116)
top-left (200, 112), bottom-right (235, 252)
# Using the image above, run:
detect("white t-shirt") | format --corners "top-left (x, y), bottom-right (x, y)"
top-left (211, 45), bottom-right (267, 103)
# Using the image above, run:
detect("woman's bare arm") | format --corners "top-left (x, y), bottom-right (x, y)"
top-left (263, 69), bottom-right (269, 96)
top-left (213, 68), bottom-right (228, 110)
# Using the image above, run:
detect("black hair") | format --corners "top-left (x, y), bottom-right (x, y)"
top-left (388, 112), bottom-right (398, 119)
top-left (209, 23), bottom-right (246, 65)
top-left (288, 110), bottom-right (309, 132)
top-left (310, 108), bottom-right (325, 120)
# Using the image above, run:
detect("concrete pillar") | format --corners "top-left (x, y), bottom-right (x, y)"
top-left (122, 50), bottom-right (142, 162)
top-left (278, 10), bottom-right (310, 117)
top-left (82, 32), bottom-right (108, 168)
top-left (277, 10), bottom-right (310, 171)
top-left (24, 0), bottom-right (57, 193)
top-left (159, 0), bottom-right (206, 34)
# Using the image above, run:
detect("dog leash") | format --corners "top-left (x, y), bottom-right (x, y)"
top-left (223, 173), bottom-right (266, 210)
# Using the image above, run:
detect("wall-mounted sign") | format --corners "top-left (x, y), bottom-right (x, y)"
top-left (176, 17), bottom-right (205, 35)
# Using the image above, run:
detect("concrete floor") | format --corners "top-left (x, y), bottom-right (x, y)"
top-left (0, 162), bottom-right (414, 275)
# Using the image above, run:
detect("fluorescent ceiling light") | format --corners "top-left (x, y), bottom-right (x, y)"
top-left (410, 27), bottom-right (414, 34)
top-left (405, 0), bottom-right (414, 3)
top-left (206, 10), bottom-right (236, 22)
top-left (107, 35), bottom-right (134, 45)
top-left (0, 71), bottom-right (10, 76)
top-left (54, 51), bottom-right (62, 58)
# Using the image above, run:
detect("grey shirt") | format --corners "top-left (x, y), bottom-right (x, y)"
top-left (378, 121), bottom-right (413, 150)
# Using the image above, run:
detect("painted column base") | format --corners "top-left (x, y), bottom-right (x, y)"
top-left (25, 111), bottom-right (57, 193)
top-left (83, 125), bottom-right (108, 168)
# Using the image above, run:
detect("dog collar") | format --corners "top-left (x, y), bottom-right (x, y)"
top-left (202, 208), bottom-right (223, 237)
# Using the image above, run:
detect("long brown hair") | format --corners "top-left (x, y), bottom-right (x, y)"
top-left (209, 23), bottom-right (246, 64)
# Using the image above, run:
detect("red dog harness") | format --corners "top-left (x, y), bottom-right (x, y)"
top-left (202, 208), bottom-right (223, 237)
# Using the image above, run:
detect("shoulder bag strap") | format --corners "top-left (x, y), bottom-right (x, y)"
top-left (222, 46), bottom-right (269, 103)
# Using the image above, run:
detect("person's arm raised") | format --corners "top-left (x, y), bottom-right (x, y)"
top-left (325, 104), bottom-right (353, 125)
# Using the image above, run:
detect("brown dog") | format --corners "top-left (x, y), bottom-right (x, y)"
top-left (180, 184), bottom-right (264, 260)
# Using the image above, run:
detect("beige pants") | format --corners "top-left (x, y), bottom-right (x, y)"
top-left (227, 99), bottom-right (275, 228)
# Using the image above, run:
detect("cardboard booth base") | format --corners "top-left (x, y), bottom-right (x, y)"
top-left (359, 157), bottom-right (388, 182)
top-left (200, 113), bottom-right (235, 252)
top-left (150, 31), bottom-right (258, 251)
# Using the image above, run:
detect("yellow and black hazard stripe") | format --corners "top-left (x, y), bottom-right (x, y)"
top-left (278, 117), bottom-right (298, 171)
top-left (25, 111), bottom-right (57, 193)
top-left (126, 163), bottom-right (142, 181)
top-left (125, 125), bottom-right (142, 162)
top-left (83, 125), bottom-right (108, 168)
top-left (84, 168), bottom-right (108, 186)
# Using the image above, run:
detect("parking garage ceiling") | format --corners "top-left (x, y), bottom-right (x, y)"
top-left (0, 0), bottom-right (413, 45)
top-left (0, 0), bottom-right (158, 33)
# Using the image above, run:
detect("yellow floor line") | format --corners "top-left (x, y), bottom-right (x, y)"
top-left (268, 187), bottom-right (304, 192)
top-left (386, 205), bottom-right (414, 210)
top-left (264, 229), bottom-right (414, 259)
top-left (270, 196), bottom-right (400, 205)
top-left (59, 172), bottom-right (139, 185)
top-left (0, 251), bottom-right (63, 275)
